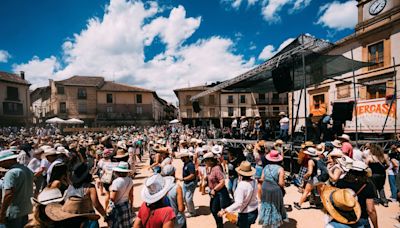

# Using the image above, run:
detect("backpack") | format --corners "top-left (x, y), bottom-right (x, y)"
top-left (312, 159), bottom-right (329, 182)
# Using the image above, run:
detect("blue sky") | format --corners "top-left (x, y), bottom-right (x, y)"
top-left (0, 0), bottom-right (358, 101)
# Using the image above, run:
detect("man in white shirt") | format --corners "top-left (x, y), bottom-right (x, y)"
top-left (27, 149), bottom-right (45, 196)
top-left (278, 112), bottom-right (289, 141)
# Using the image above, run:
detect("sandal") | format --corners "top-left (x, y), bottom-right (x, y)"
top-left (293, 202), bottom-right (302, 210)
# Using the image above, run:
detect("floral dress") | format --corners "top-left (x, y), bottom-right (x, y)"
top-left (259, 164), bottom-right (287, 228)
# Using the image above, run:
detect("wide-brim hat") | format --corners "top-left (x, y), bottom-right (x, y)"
top-left (113, 161), bottom-right (131, 172)
top-left (337, 155), bottom-right (353, 172)
top-left (114, 149), bottom-right (128, 158)
top-left (235, 161), bottom-right (256, 176)
top-left (117, 141), bottom-right (127, 150)
top-left (203, 152), bottom-right (215, 159)
top-left (279, 112), bottom-right (286, 116)
top-left (176, 149), bottom-right (190, 158)
top-left (0, 150), bottom-right (19, 163)
top-left (141, 175), bottom-right (174, 204)
top-left (338, 134), bottom-right (351, 141)
top-left (321, 186), bottom-right (361, 225)
top-left (240, 116), bottom-right (246, 120)
top-left (32, 187), bottom-right (64, 205)
top-left (45, 196), bottom-right (100, 221)
top-left (304, 141), bottom-right (315, 148)
top-left (332, 140), bottom-right (342, 148)
top-left (350, 160), bottom-right (368, 172)
top-left (303, 147), bottom-right (319, 157)
top-left (266, 150), bottom-right (283, 162)
top-left (211, 145), bottom-right (223, 154)
top-left (328, 150), bottom-right (343, 158)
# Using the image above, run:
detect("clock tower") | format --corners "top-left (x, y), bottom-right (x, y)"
top-left (356, 0), bottom-right (400, 34)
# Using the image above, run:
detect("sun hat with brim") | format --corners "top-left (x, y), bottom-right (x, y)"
top-left (141, 174), bottom-right (175, 204)
top-left (266, 150), bottom-right (283, 162)
top-left (303, 147), bottom-right (319, 157)
top-left (328, 150), bottom-right (344, 158)
top-left (211, 145), bottom-right (222, 154)
top-left (113, 161), bottom-right (131, 173)
top-left (0, 150), bottom-right (19, 163)
top-left (32, 187), bottom-right (64, 205)
top-left (34, 148), bottom-right (44, 155)
top-left (161, 164), bottom-right (176, 176)
top-left (45, 196), bottom-right (100, 221)
top-left (321, 186), bottom-right (361, 225)
top-left (279, 112), bottom-right (286, 116)
top-left (71, 163), bottom-right (91, 185)
top-left (350, 160), bottom-right (368, 172)
top-left (304, 141), bottom-right (314, 148)
top-left (338, 134), bottom-right (351, 141)
top-left (203, 152), bottom-right (215, 159)
top-left (176, 149), bottom-right (190, 159)
top-left (337, 156), bottom-right (353, 172)
top-left (332, 140), bottom-right (342, 148)
top-left (114, 149), bottom-right (128, 159)
top-left (235, 161), bottom-right (256, 176)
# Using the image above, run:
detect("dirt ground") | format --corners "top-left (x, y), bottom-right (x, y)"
top-left (97, 155), bottom-right (399, 227)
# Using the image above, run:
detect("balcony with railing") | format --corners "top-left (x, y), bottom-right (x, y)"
top-left (96, 104), bottom-right (153, 120)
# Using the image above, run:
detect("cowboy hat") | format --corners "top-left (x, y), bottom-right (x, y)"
top-left (303, 147), bottom-right (319, 157)
top-left (279, 112), bottom-right (286, 116)
top-left (332, 140), bottom-right (342, 148)
top-left (34, 148), bottom-right (44, 156)
top-left (211, 145), bottom-right (223, 154)
top-left (32, 187), bottom-right (64, 205)
top-left (113, 161), bottom-right (132, 173)
top-left (117, 141), bottom-right (127, 150)
top-left (350, 160), bottom-right (368, 172)
top-left (321, 186), bottom-right (361, 225)
top-left (328, 149), bottom-right (343, 158)
top-left (235, 161), bottom-right (256, 176)
top-left (266, 150), bottom-right (283, 162)
top-left (113, 149), bottom-right (128, 159)
top-left (45, 196), bottom-right (100, 221)
top-left (203, 152), bottom-right (215, 159)
top-left (0, 150), bottom-right (18, 163)
top-left (161, 164), bottom-right (176, 176)
top-left (175, 149), bottom-right (190, 159)
top-left (304, 141), bottom-right (314, 148)
top-left (338, 134), bottom-right (351, 141)
top-left (141, 174), bottom-right (174, 204)
top-left (274, 139), bottom-right (284, 147)
top-left (337, 156), bottom-right (353, 172)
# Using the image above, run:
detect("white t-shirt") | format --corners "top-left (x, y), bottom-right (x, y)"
top-left (110, 176), bottom-right (133, 204)
top-left (279, 117), bottom-right (290, 130)
top-left (27, 158), bottom-right (41, 173)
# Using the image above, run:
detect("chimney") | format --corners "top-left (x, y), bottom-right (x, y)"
top-left (20, 71), bottom-right (25, 80)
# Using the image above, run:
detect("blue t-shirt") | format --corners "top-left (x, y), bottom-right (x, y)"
top-left (183, 161), bottom-right (196, 184)
top-left (3, 164), bottom-right (33, 219)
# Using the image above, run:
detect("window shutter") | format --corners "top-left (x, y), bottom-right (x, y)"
top-left (386, 80), bottom-right (394, 96)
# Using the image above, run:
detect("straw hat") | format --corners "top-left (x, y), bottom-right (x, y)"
top-left (303, 147), bottom-right (319, 157)
top-left (332, 140), bottom-right (342, 148)
top-left (321, 186), bottom-right (361, 225)
top-left (45, 196), bottom-right (100, 221)
top-left (114, 149), bottom-right (128, 159)
top-left (304, 141), bottom-right (314, 148)
top-left (32, 187), bottom-right (64, 205)
top-left (328, 149), bottom-right (344, 158)
top-left (113, 161), bottom-right (132, 173)
top-left (175, 149), bottom-right (190, 159)
top-left (337, 156), bottom-right (353, 172)
top-left (235, 161), bottom-right (256, 176)
top-left (350, 160), bottom-right (368, 172)
top-left (338, 134), bottom-right (351, 142)
top-left (211, 145), bottom-right (223, 154)
top-left (203, 152), bottom-right (215, 159)
top-left (274, 139), bottom-right (284, 147)
top-left (117, 141), bottom-right (127, 150)
top-left (279, 112), bottom-right (286, 116)
top-left (141, 174), bottom-right (174, 204)
top-left (266, 150), bottom-right (283, 162)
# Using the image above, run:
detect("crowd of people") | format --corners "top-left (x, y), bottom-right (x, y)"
top-left (0, 124), bottom-right (398, 228)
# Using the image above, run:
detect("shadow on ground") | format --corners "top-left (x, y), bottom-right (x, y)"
top-left (196, 206), bottom-right (211, 216)
top-left (281, 218), bottom-right (298, 228)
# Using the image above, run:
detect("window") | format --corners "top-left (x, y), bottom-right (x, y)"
top-left (77, 88), bottom-right (87, 99)
top-left (273, 107), bottom-right (280, 116)
top-left (209, 95), bottom-right (215, 105)
top-left (59, 102), bottom-right (66, 113)
top-left (228, 107), bottom-right (234, 117)
top-left (336, 83), bottom-right (351, 99)
top-left (6, 87), bottom-right (19, 101)
top-left (187, 109), bottom-right (192, 118)
top-left (57, 86), bottom-right (64, 94)
top-left (106, 106), bottom-right (113, 113)
top-left (185, 95), bottom-right (191, 105)
top-left (3, 102), bottom-right (23, 115)
top-left (78, 102), bottom-right (87, 114)
top-left (272, 93), bottom-right (279, 103)
top-left (312, 94), bottom-right (325, 109)
top-left (136, 94), bottom-right (142, 104)
top-left (240, 107), bottom-right (246, 116)
top-left (136, 106), bottom-right (143, 114)
top-left (258, 93), bottom-right (266, 104)
top-left (259, 107), bottom-right (266, 117)
top-left (210, 108), bottom-right (215, 117)
top-left (368, 41), bottom-right (384, 70)
top-left (366, 83), bottom-right (386, 99)
top-left (240, 95), bottom-right (246, 103)
top-left (227, 95), bottom-right (233, 104)
top-left (106, 94), bottom-right (113, 103)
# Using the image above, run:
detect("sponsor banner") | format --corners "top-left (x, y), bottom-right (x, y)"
top-left (345, 98), bottom-right (397, 133)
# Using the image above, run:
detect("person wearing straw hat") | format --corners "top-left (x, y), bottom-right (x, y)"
top-left (218, 161), bottom-right (258, 228)
top-left (134, 174), bottom-right (176, 228)
top-left (176, 149), bottom-right (197, 217)
top-left (161, 164), bottom-right (186, 228)
top-left (321, 186), bottom-right (362, 227)
top-left (108, 161), bottom-right (134, 228)
top-left (0, 150), bottom-right (33, 228)
top-left (336, 160), bottom-right (378, 228)
top-left (338, 134), bottom-right (353, 158)
top-left (259, 150), bottom-right (288, 227)
top-left (326, 151), bottom-right (347, 185)
top-left (27, 148), bottom-right (45, 196)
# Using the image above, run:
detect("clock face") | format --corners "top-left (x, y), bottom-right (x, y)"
top-left (369, 0), bottom-right (387, 15)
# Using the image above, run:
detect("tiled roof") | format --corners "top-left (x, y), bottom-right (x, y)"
top-left (56, 76), bottom-right (105, 87)
top-left (99, 81), bottom-right (153, 92)
top-left (0, 71), bottom-right (30, 85)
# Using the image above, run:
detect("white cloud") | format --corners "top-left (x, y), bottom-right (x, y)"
top-left (258, 37), bottom-right (295, 60)
top-left (261, 0), bottom-right (291, 23)
top-left (12, 56), bottom-right (60, 88)
top-left (0, 50), bottom-right (11, 63)
top-left (316, 0), bottom-right (357, 31)
top-left (13, 0), bottom-right (254, 102)
top-left (291, 0), bottom-right (311, 12)
top-left (222, 0), bottom-right (259, 9)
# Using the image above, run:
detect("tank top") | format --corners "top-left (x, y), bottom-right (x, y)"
top-left (166, 184), bottom-right (186, 227)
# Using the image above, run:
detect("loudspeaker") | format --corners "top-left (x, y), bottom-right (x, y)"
top-left (332, 102), bottom-right (354, 121)
top-left (272, 65), bottom-right (294, 93)
top-left (192, 101), bottom-right (201, 113)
